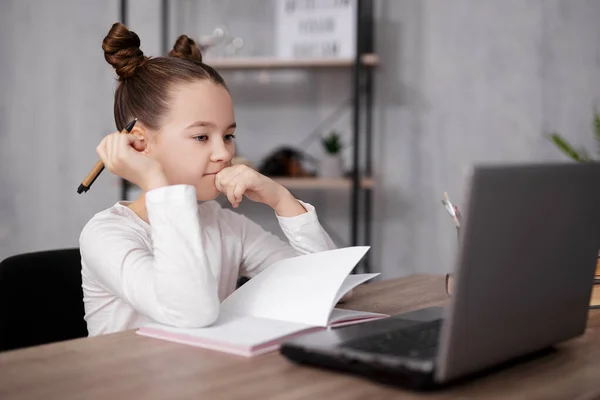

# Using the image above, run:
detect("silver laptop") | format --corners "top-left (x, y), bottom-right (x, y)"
top-left (280, 163), bottom-right (600, 390)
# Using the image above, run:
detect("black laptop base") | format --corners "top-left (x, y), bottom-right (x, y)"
top-left (279, 345), bottom-right (438, 391)
top-left (281, 343), bottom-right (559, 392)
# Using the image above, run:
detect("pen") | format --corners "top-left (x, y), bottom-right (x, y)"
top-left (441, 191), bottom-right (461, 228)
top-left (77, 118), bottom-right (137, 194)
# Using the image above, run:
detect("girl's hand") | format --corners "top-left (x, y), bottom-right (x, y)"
top-left (215, 165), bottom-right (306, 216)
top-left (96, 132), bottom-right (168, 192)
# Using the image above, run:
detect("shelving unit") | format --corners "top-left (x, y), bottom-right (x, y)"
top-left (121, 0), bottom-right (376, 273)
top-left (205, 53), bottom-right (379, 69)
top-left (272, 177), bottom-right (375, 190)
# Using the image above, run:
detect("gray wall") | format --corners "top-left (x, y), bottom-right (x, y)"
top-left (1, 0), bottom-right (600, 281)
top-left (373, 0), bottom-right (600, 278)
top-left (0, 0), bottom-right (120, 259)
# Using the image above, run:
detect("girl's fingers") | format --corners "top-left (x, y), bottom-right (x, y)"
top-left (216, 166), bottom-right (244, 194)
top-left (109, 135), bottom-right (120, 169)
top-left (233, 182), bottom-right (246, 204)
top-left (112, 133), bottom-right (122, 163)
top-left (226, 184), bottom-right (238, 207)
top-left (96, 137), bottom-right (109, 164)
top-left (125, 134), bottom-right (147, 152)
top-left (215, 171), bottom-right (223, 192)
top-left (215, 166), bottom-right (234, 192)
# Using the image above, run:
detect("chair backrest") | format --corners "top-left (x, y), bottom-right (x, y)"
top-left (0, 249), bottom-right (88, 351)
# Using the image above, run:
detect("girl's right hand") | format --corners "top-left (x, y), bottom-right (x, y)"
top-left (96, 132), bottom-right (168, 192)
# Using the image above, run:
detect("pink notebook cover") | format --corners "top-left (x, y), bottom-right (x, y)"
top-left (137, 325), bottom-right (323, 357)
top-left (136, 312), bottom-right (388, 357)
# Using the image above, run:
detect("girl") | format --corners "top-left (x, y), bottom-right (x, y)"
top-left (80, 23), bottom-right (337, 336)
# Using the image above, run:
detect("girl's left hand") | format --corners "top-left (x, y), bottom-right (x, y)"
top-left (215, 165), bottom-right (295, 212)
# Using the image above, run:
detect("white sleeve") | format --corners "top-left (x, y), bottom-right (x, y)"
top-left (80, 185), bottom-right (220, 328)
top-left (236, 200), bottom-right (337, 277)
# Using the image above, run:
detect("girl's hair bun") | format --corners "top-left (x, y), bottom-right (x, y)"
top-left (169, 35), bottom-right (203, 63)
top-left (102, 22), bottom-right (148, 80)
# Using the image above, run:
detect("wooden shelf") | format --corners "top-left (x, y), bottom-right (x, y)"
top-left (205, 53), bottom-right (379, 70)
top-left (122, 177), bottom-right (374, 195)
top-left (272, 177), bottom-right (374, 190)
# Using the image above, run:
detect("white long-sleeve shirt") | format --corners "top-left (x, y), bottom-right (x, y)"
top-left (80, 184), bottom-right (336, 336)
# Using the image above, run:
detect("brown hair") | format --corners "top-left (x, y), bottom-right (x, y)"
top-left (102, 22), bottom-right (226, 131)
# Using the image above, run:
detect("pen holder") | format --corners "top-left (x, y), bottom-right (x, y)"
top-left (445, 227), bottom-right (459, 296)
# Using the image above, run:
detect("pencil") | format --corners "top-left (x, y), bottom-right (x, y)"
top-left (77, 118), bottom-right (137, 194)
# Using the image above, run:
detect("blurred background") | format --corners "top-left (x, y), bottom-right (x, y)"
top-left (1, 0), bottom-right (599, 279)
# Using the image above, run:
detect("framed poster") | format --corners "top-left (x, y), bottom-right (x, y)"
top-left (276, 0), bottom-right (356, 59)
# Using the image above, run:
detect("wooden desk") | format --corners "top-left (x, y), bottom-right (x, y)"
top-left (1, 275), bottom-right (599, 400)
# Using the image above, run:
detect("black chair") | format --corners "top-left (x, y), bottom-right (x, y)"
top-left (0, 249), bottom-right (88, 352)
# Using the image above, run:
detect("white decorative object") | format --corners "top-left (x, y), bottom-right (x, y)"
top-left (276, 0), bottom-right (356, 60)
top-left (319, 154), bottom-right (344, 178)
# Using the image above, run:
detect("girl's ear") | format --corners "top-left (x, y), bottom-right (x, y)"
top-left (130, 126), bottom-right (152, 154)
top-left (130, 126), bottom-right (144, 140)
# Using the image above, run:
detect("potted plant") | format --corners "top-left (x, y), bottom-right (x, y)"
top-left (319, 131), bottom-right (344, 178)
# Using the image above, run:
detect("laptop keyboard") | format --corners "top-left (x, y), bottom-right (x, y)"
top-left (341, 319), bottom-right (442, 359)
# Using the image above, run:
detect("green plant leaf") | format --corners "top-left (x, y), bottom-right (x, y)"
top-left (549, 133), bottom-right (590, 163)
top-left (322, 132), bottom-right (343, 154)
top-left (594, 112), bottom-right (600, 158)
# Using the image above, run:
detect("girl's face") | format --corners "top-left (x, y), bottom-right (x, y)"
top-left (147, 80), bottom-right (236, 201)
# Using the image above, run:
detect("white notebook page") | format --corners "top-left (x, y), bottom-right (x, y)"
top-left (221, 247), bottom-right (370, 326)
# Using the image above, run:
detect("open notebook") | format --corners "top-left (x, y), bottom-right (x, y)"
top-left (137, 247), bottom-right (388, 356)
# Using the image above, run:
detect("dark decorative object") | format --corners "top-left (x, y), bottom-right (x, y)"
top-left (258, 147), bottom-right (313, 177)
